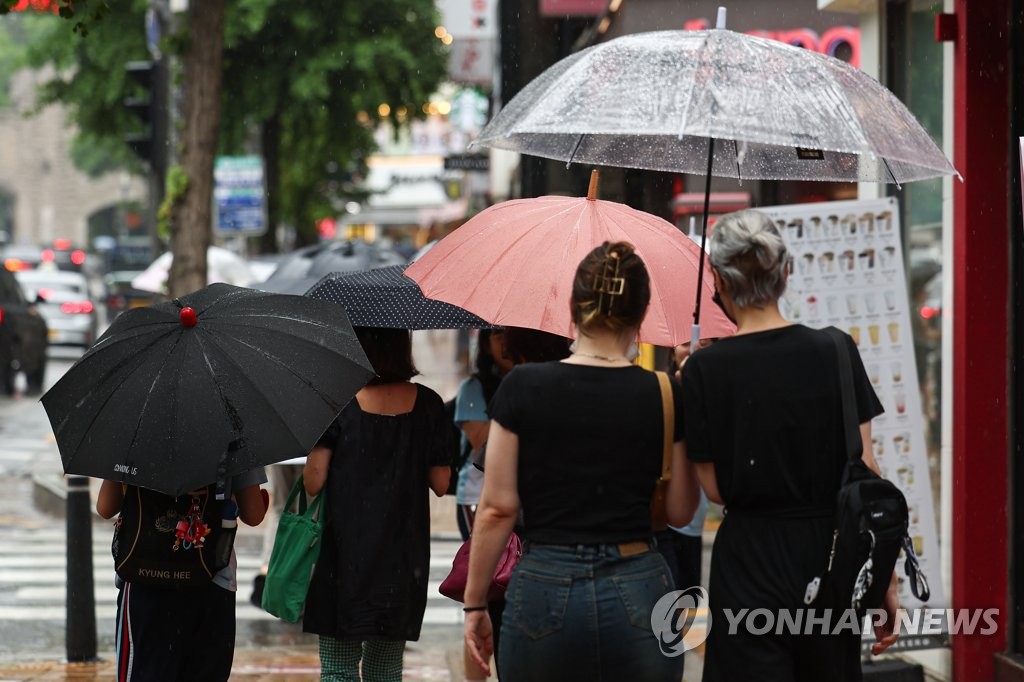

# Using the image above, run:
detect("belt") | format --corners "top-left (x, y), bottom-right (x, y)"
top-left (524, 539), bottom-right (654, 557)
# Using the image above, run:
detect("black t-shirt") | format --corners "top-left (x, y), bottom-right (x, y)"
top-left (681, 325), bottom-right (883, 515)
top-left (489, 361), bottom-right (683, 545)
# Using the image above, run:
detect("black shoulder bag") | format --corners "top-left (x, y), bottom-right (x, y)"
top-left (804, 327), bottom-right (930, 614)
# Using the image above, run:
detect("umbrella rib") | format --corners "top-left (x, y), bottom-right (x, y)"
top-left (804, 54), bottom-right (873, 155)
top-left (489, 202), bottom-right (584, 330)
top-left (202, 324), bottom-right (364, 411)
top-left (677, 30), bottom-right (711, 140)
top-left (61, 330), bottom-right (184, 474)
top-left (193, 332), bottom-right (333, 461)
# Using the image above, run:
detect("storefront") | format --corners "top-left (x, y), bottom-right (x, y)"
top-left (821, 0), bottom-right (1022, 679)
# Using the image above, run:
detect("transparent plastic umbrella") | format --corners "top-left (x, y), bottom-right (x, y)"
top-left (474, 27), bottom-right (956, 185)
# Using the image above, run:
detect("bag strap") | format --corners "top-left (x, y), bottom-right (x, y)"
top-left (655, 371), bottom-right (673, 482)
top-left (284, 473), bottom-right (325, 521)
top-left (824, 327), bottom-right (863, 461)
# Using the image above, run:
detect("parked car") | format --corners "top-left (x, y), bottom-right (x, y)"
top-left (14, 269), bottom-right (98, 349)
top-left (0, 266), bottom-right (48, 395)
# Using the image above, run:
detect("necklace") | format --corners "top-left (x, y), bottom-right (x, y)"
top-left (572, 351), bottom-right (631, 363)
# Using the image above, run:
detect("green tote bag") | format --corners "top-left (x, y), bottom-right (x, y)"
top-left (262, 475), bottom-right (325, 623)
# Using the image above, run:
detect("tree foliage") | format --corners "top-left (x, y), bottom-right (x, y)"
top-left (12, 0), bottom-right (448, 247)
top-left (0, 0), bottom-right (109, 37)
top-left (17, 0), bottom-right (150, 173)
top-left (220, 0), bottom-right (447, 247)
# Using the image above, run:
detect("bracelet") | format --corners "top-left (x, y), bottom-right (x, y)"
top-left (463, 605), bottom-right (488, 613)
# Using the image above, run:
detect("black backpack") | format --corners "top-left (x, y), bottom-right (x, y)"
top-left (112, 484), bottom-right (236, 588)
top-left (804, 328), bottom-right (930, 614)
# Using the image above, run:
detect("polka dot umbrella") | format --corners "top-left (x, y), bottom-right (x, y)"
top-left (305, 265), bottom-right (495, 330)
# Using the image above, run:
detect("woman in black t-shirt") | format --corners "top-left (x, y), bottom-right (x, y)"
top-left (462, 241), bottom-right (700, 681)
top-left (680, 210), bottom-right (898, 682)
top-left (302, 327), bottom-right (452, 680)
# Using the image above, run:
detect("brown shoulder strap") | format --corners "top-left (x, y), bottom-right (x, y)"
top-left (656, 371), bottom-right (673, 482)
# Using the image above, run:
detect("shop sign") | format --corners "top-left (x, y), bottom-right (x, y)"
top-left (684, 18), bottom-right (861, 68)
top-left (539, 0), bottom-right (607, 16)
top-left (436, 0), bottom-right (497, 38)
top-left (214, 155), bottom-right (266, 236)
top-left (449, 38), bottom-right (494, 85)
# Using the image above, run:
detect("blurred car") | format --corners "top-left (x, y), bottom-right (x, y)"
top-left (43, 238), bottom-right (89, 272)
top-left (1, 243), bottom-right (44, 272)
top-left (104, 270), bottom-right (156, 320)
top-left (0, 266), bottom-right (48, 395)
top-left (15, 269), bottom-right (98, 348)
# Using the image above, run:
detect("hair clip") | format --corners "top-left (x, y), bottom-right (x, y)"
top-left (593, 274), bottom-right (625, 296)
top-left (595, 252), bottom-right (624, 315)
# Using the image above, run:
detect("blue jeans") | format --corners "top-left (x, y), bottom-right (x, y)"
top-left (498, 542), bottom-right (683, 682)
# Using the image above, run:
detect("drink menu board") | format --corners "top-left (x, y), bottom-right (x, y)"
top-left (760, 197), bottom-right (945, 611)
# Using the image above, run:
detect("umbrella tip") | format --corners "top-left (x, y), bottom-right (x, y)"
top-left (180, 307), bottom-right (198, 328)
top-left (716, 6), bottom-right (727, 29)
top-left (587, 169), bottom-right (600, 201)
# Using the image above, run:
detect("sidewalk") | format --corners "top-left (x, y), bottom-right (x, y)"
top-left (0, 639), bottom-right (458, 681)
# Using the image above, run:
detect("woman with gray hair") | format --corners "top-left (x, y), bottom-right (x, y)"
top-left (680, 210), bottom-right (898, 681)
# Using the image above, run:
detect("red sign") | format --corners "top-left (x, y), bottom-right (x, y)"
top-left (684, 18), bottom-right (861, 68)
top-left (540, 0), bottom-right (607, 17)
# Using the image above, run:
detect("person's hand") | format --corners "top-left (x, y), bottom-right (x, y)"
top-left (464, 609), bottom-right (494, 675)
top-left (871, 573), bottom-right (900, 655)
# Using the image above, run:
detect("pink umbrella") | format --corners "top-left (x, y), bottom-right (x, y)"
top-left (405, 172), bottom-right (734, 347)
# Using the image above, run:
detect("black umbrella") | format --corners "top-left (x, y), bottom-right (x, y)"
top-left (306, 265), bottom-right (495, 330)
top-left (42, 283), bottom-right (375, 496)
top-left (257, 239), bottom-right (406, 294)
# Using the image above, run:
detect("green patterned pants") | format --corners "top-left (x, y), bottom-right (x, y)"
top-left (318, 636), bottom-right (404, 682)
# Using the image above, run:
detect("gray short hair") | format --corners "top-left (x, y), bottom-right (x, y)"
top-left (708, 210), bottom-right (788, 308)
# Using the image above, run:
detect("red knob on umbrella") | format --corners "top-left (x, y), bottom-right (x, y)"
top-left (180, 307), bottom-right (198, 328)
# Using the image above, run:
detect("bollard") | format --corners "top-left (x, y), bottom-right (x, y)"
top-left (65, 475), bottom-right (98, 662)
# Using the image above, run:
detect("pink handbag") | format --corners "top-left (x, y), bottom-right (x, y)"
top-left (439, 531), bottom-right (522, 603)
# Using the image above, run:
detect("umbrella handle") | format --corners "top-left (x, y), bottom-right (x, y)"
top-left (691, 323), bottom-right (701, 351)
top-left (693, 137), bottom-right (717, 325)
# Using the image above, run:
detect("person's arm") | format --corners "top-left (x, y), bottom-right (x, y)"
top-left (304, 445), bottom-right (332, 497)
top-left (236, 484), bottom-right (270, 526)
top-left (428, 465), bottom-right (451, 497)
top-left (860, 422), bottom-right (881, 475)
top-left (871, 572), bottom-right (900, 654)
top-left (463, 420), bottom-right (520, 676)
top-left (96, 480), bottom-right (124, 519)
top-left (460, 420), bottom-right (490, 451)
top-left (666, 441), bottom-right (701, 527)
top-left (694, 462), bottom-right (723, 505)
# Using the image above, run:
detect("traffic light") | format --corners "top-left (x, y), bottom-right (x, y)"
top-left (124, 60), bottom-right (165, 167)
